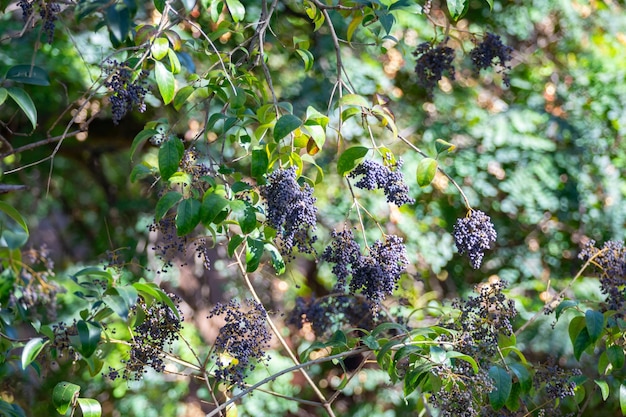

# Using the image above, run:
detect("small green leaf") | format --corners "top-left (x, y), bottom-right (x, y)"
top-left (621, 382), bottom-right (626, 415)
top-left (52, 382), bottom-right (80, 414)
top-left (416, 158), bottom-right (438, 187)
top-left (153, 0), bottom-right (165, 13)
top-left (0, 201), bottom-right (29, 235)
top-left (488, 365), bottom-right (512, 411)
top-left (106, 5), bottom-right (130, 45)
top-left (76, 320), bottom-right (101, 358)
top-left (201, 193), bottom-right (229, 225)
top-left (0, 87), bottom-right (7, 105)
top-left (445, 351), bottom-right (478, 374)
top-left (6, 87), bottom-right (36, 129)
top-left (21, 338), bottom-right (49, 370)
top-left (295, 49), bottom-right (314, 71)
top-left (130, 129), bottom-right (159, 161)
top-left (447, 0), bottom-right (469, 20)
top-left (337, 146), bottom-right (369, 176)
top-left (251, 148), bottom-right (269, 182)
top-left (5, 65), bottom-right (50, 86)
top-left (173, 85), bottom-right (194, 111)
top-left (338, 93), bottom-right (369, 108)
top-left (168, 49), bottom-right (181, 74)
top-left (347, 15), bottom-right (363, 43)
top-left (573, 327), bottom-right (592, 361)
top-left (103, 286), bottom-right (138, 320)
top-left (509, 363), bottom-right (532, 393)
top-left (158, 137), bottom-right (184, 180)
top-left (233, 202), bottom-right (257, 234)
top-left (435, 139), bottom-right (456, 155)
top-left (265, 244), bottom-right (285, 275)
top-left (595, 379), bottom-right (610, 401)
top-left (363, 334), bottom-right (380, 350)
top-left (585, 309), bottom-right (604, 343)
top-left (484, 0), bottom-right (494, 10)
top-left (555, 299), bottom-right (578, 320)
top-left (77, 398), bottom-right (102, 417)
top-left (274, 114), bottom-right (302, 141)
top-left (151, 37), bottom-right (169, 60)
top-left (225, 0), bottom-right (245, 22)
top-left (246, 237), bottom-right (264, 272)
top-left (154, 60), bottom-right (175, 105)
top-left (176, 198), bottom-right (202, 236)
top-left (155, 191), bottom-right (182, 222)
top-left (569, 315), bottom-right (586, 346)
top-left (608, 345), bottom-right (625, 370)
top-left (228, 234), bottom-right (245, 257)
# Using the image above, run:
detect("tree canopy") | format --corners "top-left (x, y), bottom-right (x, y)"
top-left (1, 0), bottom-right (626, 416)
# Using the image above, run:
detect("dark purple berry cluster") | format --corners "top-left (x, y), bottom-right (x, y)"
top-left (40, 1), bottom-right (60, 44)
top-left (260, 167), bottom-right (318, 256)
top-left (180, 148), bottom-right (213, 190)
top-left (111, 295), bottom-right (183, 381)
top-left (50, 320), bottom-right (80, 361)
top-left (533, 357), bottom-right (581, 401)
top-left (17, 0), bottom-right (34, 22)
top-left (413, 41), bottom-right (456, 97)
top-left (349, 159), bottom-right (414, 206)
top-left (286, 295), bottom-right (375, 336)
top-left (322, 231), bottom-right (408, 305)
top-left (104, 60), bottom-right (148, 125)
top-left (149, 216), bottom-right (188, 272)
top-left (430, 363), bottom-right (494, 417)
top-left (452, 209), bottom-right (497, 269)
top-left (470, 33), bottom-right (513, 86)
top-left (579, 240), bottom-right (626, 315)
top-left (209, 299), bottom-right (271, 389)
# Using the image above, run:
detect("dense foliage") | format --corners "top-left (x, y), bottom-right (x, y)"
top-left (1, 0), bottom-right (626, 416)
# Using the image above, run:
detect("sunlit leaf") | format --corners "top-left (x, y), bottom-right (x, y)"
top-left (154, 60), bottom-right (175, 105)
top-left (245, 237), bottom-right (264, 272)
top-left (21, 338), bottom-right (49, 370)
top-left (6, 87), bottom-right (36, 129)
top-left (225, 0), bottom-right (245, 22)
top-left (337, 146), bottom-right (369, 176)
top-left (77, 398), bottom-right (102, 417)
top-left (52, 382), bottom-right (80, 414)
top-left (416, 158), bottom-right (438, 187)
top-left (151, 37), bottom-right (169, 60)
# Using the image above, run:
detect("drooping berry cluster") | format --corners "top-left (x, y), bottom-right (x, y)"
top-left (413, 41), bottom-right (456, 97)
top-left (209, 299), bottom-right (271, 389)
top-left (286, 294), bottom-right (375, 336)
top-left (533, 357), bottom-right (581, 401)
top-left (322, 231), bottom-right (408, 305)
top-left (470, 33), bottom-right (513, 86)
top-left (349, 159), bottom-right (415, 206)
top-left (260, 167), bottom-right (318, 256)
top-left (579, 240), bottom-right (626, 315)
top-left (110, 295), bottom-right (183, 381)
top-left (452, 209), bottom-right (497, 269)
top-left (40, 1), bottom-right (61, 44)
top-left (430, 363), bottom-right (494, 417)
top-left (104, 60), bottom-right (148, 125)
top-left (180, 147), bottom-right (213, 189)
top-left (17, 0), bottom-right (34, 22)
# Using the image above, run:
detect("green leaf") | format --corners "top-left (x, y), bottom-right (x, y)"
top-left (0, 201), bottom-right (29, 235)
top-left (585, 309), bottom-right (604, 343)
top-left (228, 234), bottom-right (245, 257)
top-left (130, 129), bottom-right (158, 161)
top-left (6, 87), bottom-right (36, 129)
top-left (621, 382), bottom-right (626, 415)
top-left (608, 345), bottom-right (625, 370)
top-left (251, 148), bottom-right (269, 182)
top-left (337, 146), bottom-right (369, 176)
top-left (265, 244), bottom-right (285, 275)
top-left (416, 157), bottom-right (438, 187)
top-left (158, 137), bottom-right (184, 180)
top-left (595, 379), bottom-right (610, 401)
top-left (130, 163), bottom-right (153, 182)
top-left (76, 320), bottom-right (101, 358)
top-left (52, 381), bottom-right (80, 414)
top-left (274, 114), bottom-right (302, 141)
top-left (295, 49), bottom-right (314, 71)
top-left (103, 286), bottom-right (138, 320)
top-left (0, 87), bottom-right (7, 106)
top-left (347, 15), bottom-right (363, 43)
top-left (338, 94), bottom-right (369, 108)
top-left (168, 49), bottom-right (181, 74)
top-left (234, 202), bottom-right (257, 234)
top-left (154, 0), bottom-right (165, 13)
top-left (505, 382), bottom-right (522, 411)
top-left (488, 365), bottom-right (512, 411)
top-left (573, 327), bottom-right (592, 361)
top-left (555, 299), bottom-right (578, 320)
top-left (484, 0), bottom-right (493, 10)
top-left (176, 198), bottom-right (202, 236)
top-left (435, 139), bottom-right (456, 155)
top-left (245, 237), bottom-right (264, 272)
top-left (151, 37), bottom-right (169, 60)
top-left (154, 60), bottom-right (175, 105)
top-left (5, 65), bottom-right (50, 86)
top-left (106, 5), bottom-right (130, 45)
top-left (445, 351), bottom-right (478, 373)
top-left (155, 191), bottom-right (182, 222)
top-left (174, 85), bottom-right (195, 111)
top-left (77, 398), bottom-right (102, 417)
top-left (21, 338), bottom-right (49, 370)
top-left (201, 193), bottom-right (229, 225)
top-left (509, 363), bottom-right (532, 393)
top-left (225, 0), bottom-right (245, 22)
top-left (447, 0), bottom-right (469, 20)
top-left (569, 315), bottom-right (586, 346)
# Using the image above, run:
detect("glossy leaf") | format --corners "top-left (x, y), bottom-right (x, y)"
top-left (416, 157), bottom-right (438, 187)
top-left (52, 381), bottom-right (80, 414)
top-left (76, 320), bottom-right (101, 358)
top-left (5, 65), bottom-right (50, 86)
top-left (608, 345), bottom-right (625, 370)
top-left (585, 309), bottom-right (604, 343)
top-left (130, 129), bottom-right (158, 161)
top-left (447, 0), bottom-right (469, 20)
top-left (338, 93), bottom-right (369, 108)
top-left (176, 198), bottom-right (202, 236)
top-left (228, 234), bottom-right (245, 257)
top-left (274, 114), bottom-right (302, 141)
top-left (251, 148), bottom-right (269, 182)
top-left (573, 327), bottom-right (592, 361)
top-left (103, 286), bottom-right (138, 320)
top-left (174, 85), bottom-right (194, 111)
top-left (0, 201), bottom-right (29, 235)
top-left (155, 191), bottom-right (182, 222)
top-left (201, 193), bottom-right (229, 225)
top-left (6, 87), bottom-right (36, 129)
top-left (595, 379), bottom-right (610, 401)
top-left (225, 0), bottom-right (245, 22)
top-left (435, 138), bottom-right (456, 155)
top-left (106, 5), bottom-right (130, 45)
top-left (153, 0), bottom-right (165, 13)
top-left (245, 237), bottom-right (264, 272)
top-left (264, 244), bottom-right (285, 275)
top-left (158, 137), bottom-right (184, 180)
top-left (0, 87), bottom-right (7, 105)
top-left (77, 398), bottom-right (102, 417)
top-left (555, 299), bottom-right (578, 320)
top-left (337, 146), bottom-right (369, 176)
top-left (21, 338), bottom-right (49, 370)
top-left (296, 49), bottom-right (314, 71)
top-left (151, 37), bottom-right (169, 60)
top-left (488, 365), bottom-right (512, 411)
top-left (621, 382), bottom-right (626, 415)
top-left (154, 60), bottom-right (175, 105)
